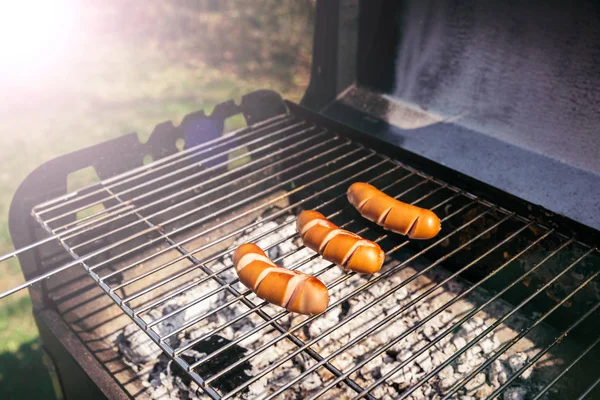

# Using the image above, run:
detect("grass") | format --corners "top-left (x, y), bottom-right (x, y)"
top-left (0, 296), bottom-right (54, 398)
top-left (0, 1), bottom-right (313, 397)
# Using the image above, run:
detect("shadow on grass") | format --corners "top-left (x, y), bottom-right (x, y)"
top-left (0, 338), bottom-right (56, 399)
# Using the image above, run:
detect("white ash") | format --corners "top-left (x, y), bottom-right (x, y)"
top-left (114, 214), bottom-right (331, 399)
top-left (464, 372), bottom-right (486, 392)
top-left (116, 322), bottom-right (162, 367)
top-left (439, 365), bottom-right (454, 380)
top-left (112, 212), bottom-right (548, 399)
top-left (503, 386), bottom-right (528, 400)
top-left (506, 353), bottom-right (528, 374)
top-left (144, 351), bottom-right (202, 400)
top-left (116, 306), bottom-right (181, 368)
top-left (475, 384), bottom-right (495, 399)
top-left (489, 360), bottom-right (510, 387)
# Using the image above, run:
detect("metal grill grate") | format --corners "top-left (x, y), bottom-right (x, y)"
top-left (4, 111), bottom-right (600, 399)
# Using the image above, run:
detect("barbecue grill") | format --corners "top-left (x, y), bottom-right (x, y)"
top-left (3, 1), bottom-right (600, 399)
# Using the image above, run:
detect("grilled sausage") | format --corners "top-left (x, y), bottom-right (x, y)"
top-left (296, 210), bottom-right (385, 274)
top-left (233, 243), bottom-right (329, 315)
top-left (347, 182), bottom-right (441, 239)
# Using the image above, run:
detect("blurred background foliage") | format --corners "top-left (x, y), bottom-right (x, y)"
top-left (0, 1), bottom-right (314, 398)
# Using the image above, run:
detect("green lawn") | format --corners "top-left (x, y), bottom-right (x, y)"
top-left (0, 296), bottom-right (54, 398)
top-left (0, 1), bottom-right (313, 397)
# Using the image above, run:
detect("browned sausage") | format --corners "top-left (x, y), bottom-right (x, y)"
top-left (296, 210), bottom-right (384, 274)
top-left (347, 182), bottom-right (441, 239)
top-left (233, 243), bottom-right (329, 315)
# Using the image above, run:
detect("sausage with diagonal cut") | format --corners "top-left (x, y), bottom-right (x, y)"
top-left (233, 243), bottom-right (329, 315)
top-left (296, 210), bottom-right (385, 274)
top-left (347, 182), bottom-right (441, 239)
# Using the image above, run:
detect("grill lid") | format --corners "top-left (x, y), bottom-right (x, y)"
top-left (303, 0), bottom-right (600, 231)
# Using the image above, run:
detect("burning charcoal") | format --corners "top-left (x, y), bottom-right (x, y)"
top-left (252, 339), bottom-right (298, 372)
top-left (457, 362), bottom-right (473, 375)
top-left (489, 359), bottom-right (510, 387)
top-left (423, 324), bottom-right (439, 341)
top-left (374, 318), bottom-right (411, 345)
top-left (375, 362), bottom-right (396, 380)
top-left (439, 309), bottom-right (454, 324)
top-left (110, 211), bottom-right (549, 399)
top-left (147, 372), bottom-right (173, 398)
top-left (147, 354), bottom-right (201, 400)
top-left (416, 303), bottom-right (433, 320)
top-left (147, 381), bottom-right (170, 399)
top-left (430, 349), bottom-right (447, 367)
top-left (415, 350), bottom-right (433, 372)
top-left (176, 335), bottom-right (252, 395)
top-left (246, 377), bottom-right (268, 398)
top-left (468, 344), bottom-right (483, 356)
top-left (298, 373), bottom-right (322, 392)
top-left (503, 386), bottom-right (527, 400)
top-left (506, 353), bottom-right (528, 373)
top-left (334, 351), bottom-right (355, 372)
top-left (479, 337), bottom-right (497, 355)
top-left (409, 386), bottom-right (425, 400)
top-left (224, 214), bottom-right (296, 265)
top-left (117, 323), bottom-right (162, 366)
top-left (145, 356), bottom-right (168, 389)
top-left (392, 284), bottom-right (409, 302)
top-left (308, 306), bottom-right (341, 337)
top-left (411, 364), bottom-right (425, 381)
top-left (155, 304), bottom-right (187, 345)
top-left (464, 352), bottom-right (483, 373)
top-left (443, 342), bottom-right (458, 357)
top-left (456, 354), bottom-right (473, 375)
top-left (389, 363), bottom-right (418, 387)
top-left (521, 365), bottom-right (534, 380)
top-left (223, 215), bottom-right (295, 264)
top-left (255, 217), bottom-right (296, 258)
top-left (397, 349), bottom-right (413, 362)
top-left (493, 335), bottom-right (501, 349)
top-left (395, 367), bottom-right (414, 387)
top-left (421, 383), bottom-right (434, 397)
top-left (459, 320), bottom-right (476, 336)
top-left (439, 365), bottom-right (454, 380)
top-left (473, 326), bottom-right (486, 336)
top-left (438, 375), bottom-right (456, 390)
top-left (453, 336), bottom-right (467, 350)
top-left (464, 372), bottom-right (486, 391)
top-left (349, 344), bottom-right (375, 366)
top-left (438, 365), bottom-right (456, 390)
top-left (475, 384), bottom-right (495, 398)
top-left (361, 354), bottom-right (384, 379)
top-left (372, 384), bottom-right (399, 400)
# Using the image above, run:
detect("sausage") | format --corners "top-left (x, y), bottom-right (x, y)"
top-left (296, 210), bottom-right (385, 274)
top-left (347, 182), bottom-right (441, 239)
top-left (233, 243), bottom-right (329, 315)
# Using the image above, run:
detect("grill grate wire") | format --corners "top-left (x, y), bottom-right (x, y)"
top-left (1, 112), bottom-right (598, 399)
